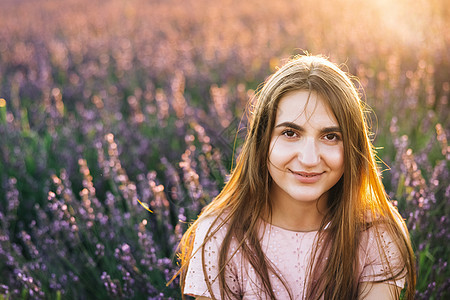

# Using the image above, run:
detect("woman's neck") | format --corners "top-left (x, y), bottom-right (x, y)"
top-left (266, 194), bottom-right (328, 232)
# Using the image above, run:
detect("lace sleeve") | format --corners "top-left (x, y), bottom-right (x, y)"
top-left (183, 216), bottom-right (241, 298)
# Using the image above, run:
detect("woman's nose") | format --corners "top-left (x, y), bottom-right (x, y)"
top-left (297, 138), bottom-right (320, 166)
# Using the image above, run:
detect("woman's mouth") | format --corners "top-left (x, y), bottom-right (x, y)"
top-left (289, 170), bottom-right (324, 183)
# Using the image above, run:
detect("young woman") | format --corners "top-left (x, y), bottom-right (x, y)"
top-left (176, 55), bottom-right (416, 299)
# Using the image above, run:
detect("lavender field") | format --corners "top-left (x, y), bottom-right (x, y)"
top-left (0, 0), bottom-right (449, 299)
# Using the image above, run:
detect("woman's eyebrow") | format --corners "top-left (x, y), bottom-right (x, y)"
top-left (321, 126), bottom-right (342, 133)
top-left (275, 122), bottom-right (304, 131)
top-left (274, 122), bottom-right (341, 133)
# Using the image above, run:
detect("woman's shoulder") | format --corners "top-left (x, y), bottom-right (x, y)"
top-left (193, 211), bottom-right (232, 242)
top-left (361, 205), bottom-right (408, 237)
top-left (359, 206), bottom-right (407, 253)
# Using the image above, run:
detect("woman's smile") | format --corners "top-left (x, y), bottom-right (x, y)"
top-left (289, 170), bottom-right (324, 183)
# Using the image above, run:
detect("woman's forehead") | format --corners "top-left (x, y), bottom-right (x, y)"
top-left (275, 90), bottom-right (338, 127)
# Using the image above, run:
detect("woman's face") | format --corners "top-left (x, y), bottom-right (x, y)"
top-left (268, 90), bottom-right (345, 207)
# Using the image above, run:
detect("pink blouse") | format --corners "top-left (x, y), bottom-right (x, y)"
top-left (184, 215), bottom-right (406, 299)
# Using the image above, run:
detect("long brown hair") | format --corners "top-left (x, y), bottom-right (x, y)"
top-left (176, 55), bottom-right (416, 299)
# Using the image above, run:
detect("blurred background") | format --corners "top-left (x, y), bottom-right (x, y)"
top-left (0, 0), bottom-right (448, 298)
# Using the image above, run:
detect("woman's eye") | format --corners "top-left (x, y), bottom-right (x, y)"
top-left (324, 133), bottom-right (340, 141)
top-left (282, 130), bottom-right (297, 138)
